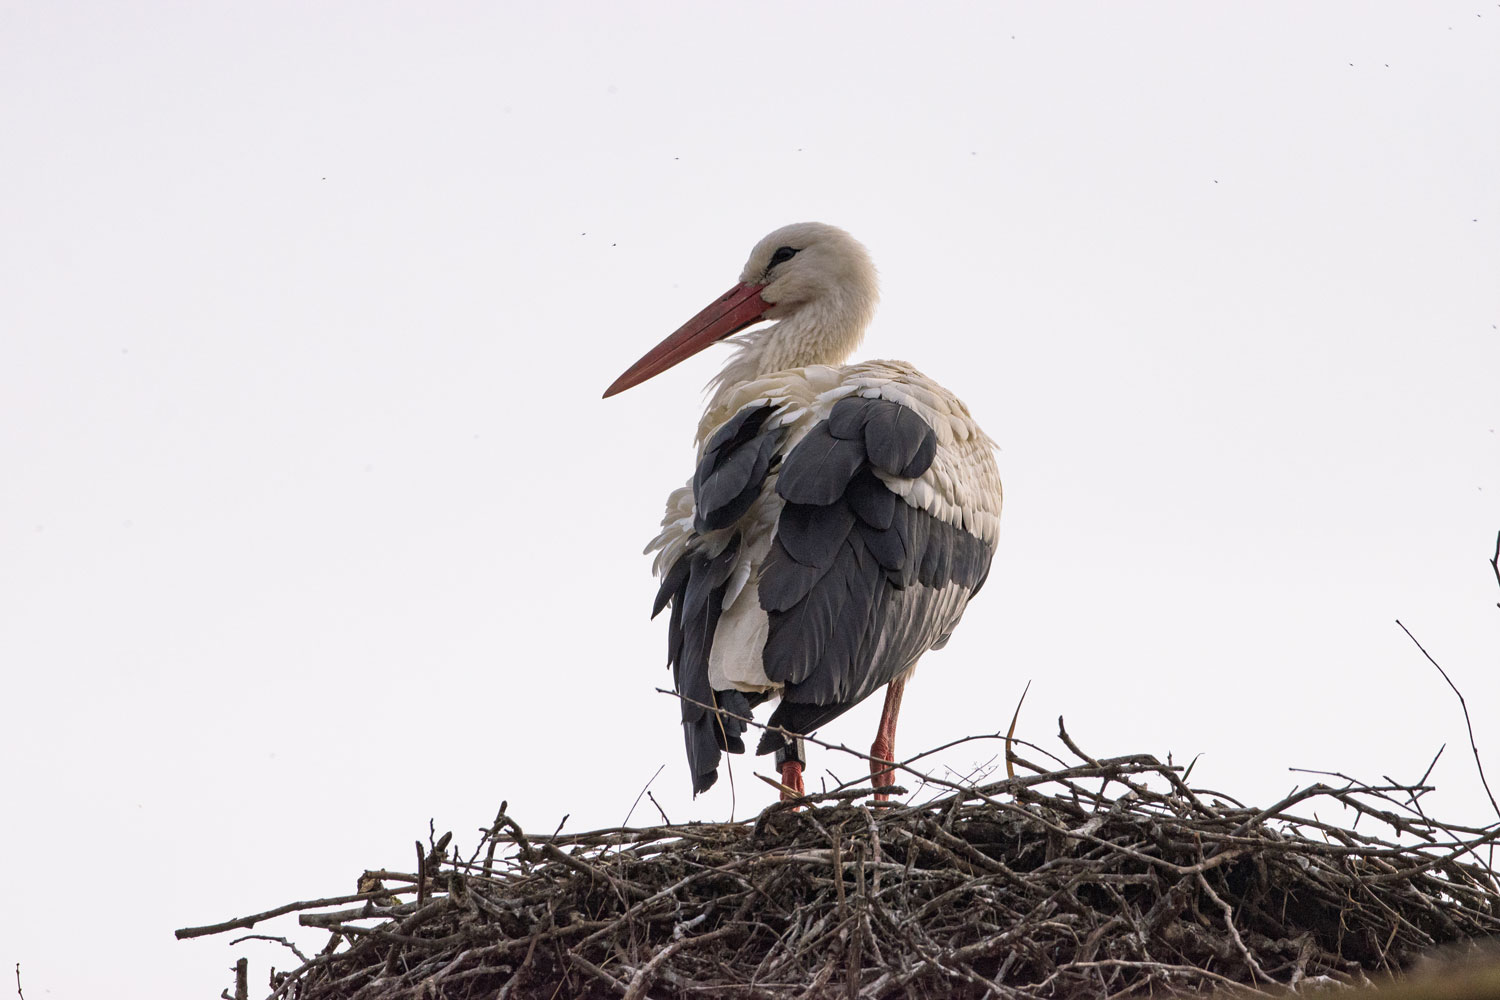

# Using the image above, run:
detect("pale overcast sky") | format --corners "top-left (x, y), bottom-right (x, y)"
top-left (3, 3), bottom-right (1497, 996)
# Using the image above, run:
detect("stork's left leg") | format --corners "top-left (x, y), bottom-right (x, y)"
top-left (775, 737), bottom-right (806, 802)
top-left (870, 675), bottom-right (907, 801)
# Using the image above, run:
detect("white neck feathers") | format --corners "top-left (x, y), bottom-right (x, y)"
top-left (706, 284), bottom-right (876, 413)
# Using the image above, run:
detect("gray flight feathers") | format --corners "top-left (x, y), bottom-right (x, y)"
top-left (655, 533), bottom-right (742, 795)
top-left (658, 395), bottom-right (994, 792)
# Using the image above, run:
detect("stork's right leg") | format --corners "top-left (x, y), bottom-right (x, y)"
top-left (870, 675), bottom-right (908, 801)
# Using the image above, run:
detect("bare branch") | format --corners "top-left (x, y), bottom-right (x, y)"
top-left (227, 935), bottom-right (311, 964)
top-left (1397, 618), bottom-right (1500, 822)
top-left (1490, 529), bottom-right (1499, 607)
top-left (175, 889), bottom-right (408, 940)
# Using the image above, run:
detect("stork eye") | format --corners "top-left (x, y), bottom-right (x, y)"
top-left (769, 246), bottom-right (799, 267)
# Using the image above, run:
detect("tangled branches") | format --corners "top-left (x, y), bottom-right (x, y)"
top-left (180, 728), bottom-right (1500, 1000)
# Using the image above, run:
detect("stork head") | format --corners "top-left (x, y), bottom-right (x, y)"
top-left (603, 222), bottom-right (879, 398)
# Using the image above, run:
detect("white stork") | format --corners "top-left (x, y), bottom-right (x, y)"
top-left (604, 223), bottom-right (1002, 802)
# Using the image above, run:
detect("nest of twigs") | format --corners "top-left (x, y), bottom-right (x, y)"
top-left (183, 727), bottom-right (1500, 999)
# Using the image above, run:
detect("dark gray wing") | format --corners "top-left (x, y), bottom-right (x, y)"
top-left (755, 395), bottom-right (994, 756)
top-left (655, 402), bottom-right (785, 794)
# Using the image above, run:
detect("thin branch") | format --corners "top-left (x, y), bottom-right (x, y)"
top-left (227, 934), bottom-right (312, 963)
top-left (1005, 680), bottom-right (1031, 779)
top-left (619, 764), bottom-right (665, 832)
top-left (175, 889), bottom-right (404, 940)
top-left (1397, 618), bottom-right (1500, 822)
top-left (1490, 529), bottom-right (1499, 607)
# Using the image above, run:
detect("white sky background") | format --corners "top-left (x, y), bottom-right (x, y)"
top-left (2, 2), bottom-right (1497, 995)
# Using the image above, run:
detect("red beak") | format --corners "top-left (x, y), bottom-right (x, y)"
top-left (603, 282), bottom-right (770, 398)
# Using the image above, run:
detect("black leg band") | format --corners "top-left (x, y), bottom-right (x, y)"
top-left (774, 736), bottom-right (806, 769)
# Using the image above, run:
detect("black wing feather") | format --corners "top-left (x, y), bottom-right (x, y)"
top-left (776, 500), bottom-right (856, 567)
top-left (652, 550), bottom-right (692, 618)
top-left (666, 534), bottom-right (743, 795)
top-left (693, 404), bottom-right (785, 532)
top-left (846, 469), bottom-right (896, 529)
top-left (826, 396), bottom-right (875, 439)
top-left (857, 517), bottom-right (908, 575)
top-left (776, 424), bottom-right (867, 505)
top-left (857, 398), bottom-right (938, 479)
top-left (757, 539), bottom-right (830, 613)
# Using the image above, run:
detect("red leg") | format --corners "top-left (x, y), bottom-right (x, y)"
top-left (870, 675), bottom-right (907, 801)
top-left (779, 759), bottom-right (805, 801)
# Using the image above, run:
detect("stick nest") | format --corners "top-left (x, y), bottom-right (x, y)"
top-left (186, 733), bottom-right (1500, 999)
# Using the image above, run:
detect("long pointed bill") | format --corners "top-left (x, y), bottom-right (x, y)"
top-left (603, 282), bottom-right (769, 398)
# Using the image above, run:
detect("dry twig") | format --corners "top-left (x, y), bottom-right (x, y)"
top-left (1397, 619), bottom-right (1500, 824)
